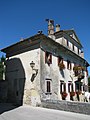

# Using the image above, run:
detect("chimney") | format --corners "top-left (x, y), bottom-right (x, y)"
top-left (46, 19), bottom-right (55, 40)
top-left (20, 38), bottom-right (24, 41)
top-left (56, 24), bottom-right (60, 32)
top-left (38, 30), bottom-right (43, 34)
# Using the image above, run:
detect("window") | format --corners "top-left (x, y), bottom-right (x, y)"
top-left (67, 40), bottom-right (69, 47)
top-left (47, 81), bottom-right (51, 92)
top-left (72, 44), bottom-right (74, 51)
top-left (74, 64), bottom-right (78, 76)
top-left (45, 79), bottom-right (52, 94)
top-left (78, 48), bottom-right (79, 55)
top-left (75, 81), bottom-right (82, 91)
top-left (58, 56), bottom-right (63, 65)
top-left (58, 57), bottom-right (65, 70)
top-left (45, 51), bottom-right (52, 65)
top-left (68, 83), bottom-right (74, 92)
top-left (60, 81), bottom-right (66, 93)
top-left (67, 60), bottom-right (72, 70)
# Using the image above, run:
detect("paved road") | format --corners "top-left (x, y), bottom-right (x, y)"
top-left (0, 105), bottom-right (90, 120)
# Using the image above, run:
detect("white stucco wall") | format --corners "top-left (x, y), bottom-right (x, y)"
top-left (7, 48), bottom-right (41, 105)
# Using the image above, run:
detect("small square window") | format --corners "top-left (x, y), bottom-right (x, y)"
top-left (67, 40), bottom-right (69, 47)
top-left (45, 51), bottom-right (52, 65)
top-left (72, 44), bottom-right (74, 51)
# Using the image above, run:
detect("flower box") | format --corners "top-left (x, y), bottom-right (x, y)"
top-left (70, 91), bottom-right (76, 96)
top-left (61, 92), bottom-right (67, 98)
top-left (59, 63), bottom-right (65, 70)
top-left (73, 66), bottom-right (85, 71)
top-left (76, 91), bottom-right (82, 95)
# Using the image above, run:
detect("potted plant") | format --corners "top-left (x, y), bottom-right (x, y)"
top-left (73, 66), bottom-right (85, 71)
top-left (70, 91), bottom-right (76, 96)
top-left (61, 91), bottom-right (67, 99)
top-left (76, 91), bottom-right (82, 95)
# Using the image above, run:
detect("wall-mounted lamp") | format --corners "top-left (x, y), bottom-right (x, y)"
top-left (30, 61), bottom-right (38, 82)
top-left (30, 61), bottom-right (35, 69)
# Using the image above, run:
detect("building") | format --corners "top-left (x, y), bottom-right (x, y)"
top-left (1, 19), bottom-right (89, 106)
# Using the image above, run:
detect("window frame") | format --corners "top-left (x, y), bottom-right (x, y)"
top-left (67, 60), bottom-right (72, 70)
top-left (60, 81), bottom-right (66, 93)
top-left (45, 79), bottom-right (52, 95)
top-left (57, 56), bottom-right (63, 65)
top-left (72, 44), bottom-right (74, 51)
top-left (45, 51), bottom-right (52, 65)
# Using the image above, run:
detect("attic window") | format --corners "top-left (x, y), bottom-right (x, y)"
top-left (72, 44), bottom-right (74, 51)
top-left (67, 40), bottom-right (69, 47)
top-left (78, 48), bottom-right (79, 55)
top-left (45, 51), bottom-right (52, 65)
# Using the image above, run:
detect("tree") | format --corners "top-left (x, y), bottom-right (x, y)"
top-left (0, 55), bottom-right (6, 80)
top-left (88, 76), bottom-right (90, 92)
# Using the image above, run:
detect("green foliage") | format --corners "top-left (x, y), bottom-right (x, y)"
top-left (0, 55), bottom-right (6, 80)
top-left (88, 76), bottom-right (90, 92)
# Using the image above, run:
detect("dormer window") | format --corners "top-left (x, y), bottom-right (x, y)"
top-left (72, 44), bottom-right (74, 51)
top-left (78, 48), bottom-right (79, 55)
top-left (67, 40), bottom-right (69, 47)
top-left (45, 51), bottom-right (52, 65)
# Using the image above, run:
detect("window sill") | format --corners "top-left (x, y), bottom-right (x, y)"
top-left (45, 93), bottom-right (52, 95)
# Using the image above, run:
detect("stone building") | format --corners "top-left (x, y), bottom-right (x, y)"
top-left (1, 19), bottom-right (89, 106)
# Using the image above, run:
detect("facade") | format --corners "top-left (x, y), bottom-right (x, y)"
top-left (1, 20), bottom-right (89, 106)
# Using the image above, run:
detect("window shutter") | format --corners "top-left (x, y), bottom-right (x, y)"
top-left (64, 83), bottom-right (66, 92)
top-left (50, 54), bottom-right (52, 64)
top-left (45, 51), bottom-right (47, 63)
top-left (47, 81), bottom-right (51, 93)
top-left (70, 62), bottom-right (72, 70)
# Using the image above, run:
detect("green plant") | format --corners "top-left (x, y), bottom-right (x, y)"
top-left (61, 91), bottom-right (67, 98)
top-left (0, 55), bottom-right (6, 80)
top-left (59, 63), bottom-right (65, 70)
top-left (70, 91), bottom-right (76, 96)
top-left (76, 91), bottom-right (82, 95)
top-left (73, 66), bottom-right (85, 71)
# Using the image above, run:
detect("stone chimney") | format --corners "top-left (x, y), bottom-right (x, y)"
top-left (56, 24), bottom-right (60, 32)
top-left (46, 19), bottom-right (55, 40)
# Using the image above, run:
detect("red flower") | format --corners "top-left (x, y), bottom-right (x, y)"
top-left (70, 91), bottom-right (76, 96)
top-left (61, 92), bottom-right (68, 98)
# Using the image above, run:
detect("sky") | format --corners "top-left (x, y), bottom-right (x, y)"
top-left (0, 0), bottom-right (90, 73)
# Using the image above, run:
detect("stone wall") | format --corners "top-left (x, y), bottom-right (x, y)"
top-left (6, 48), bottom-right (41, 106)
top-left (41, 100), bottom-right (90, 115)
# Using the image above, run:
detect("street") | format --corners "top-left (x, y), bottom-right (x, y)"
top-left (0, 104), bottom-right (90, 120)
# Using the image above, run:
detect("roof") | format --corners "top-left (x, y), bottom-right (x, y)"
top-left (1, 33), bottom-right (46, 53)
top-left (1, 32), bottom-right (89, 66)
top-left (54, 29), bottom-right (83, 47)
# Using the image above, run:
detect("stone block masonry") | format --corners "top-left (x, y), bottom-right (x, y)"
top-left (41, 100), bottom-right (90, 115)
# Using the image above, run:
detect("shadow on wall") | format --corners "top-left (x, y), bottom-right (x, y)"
top-left (60, 70), bottom-right (65, 78)
top-left (6, 58), bottom-right (26, 106)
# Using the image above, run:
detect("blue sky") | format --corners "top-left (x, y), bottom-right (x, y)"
top-left (0, 0), bottom-right (90, 74)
